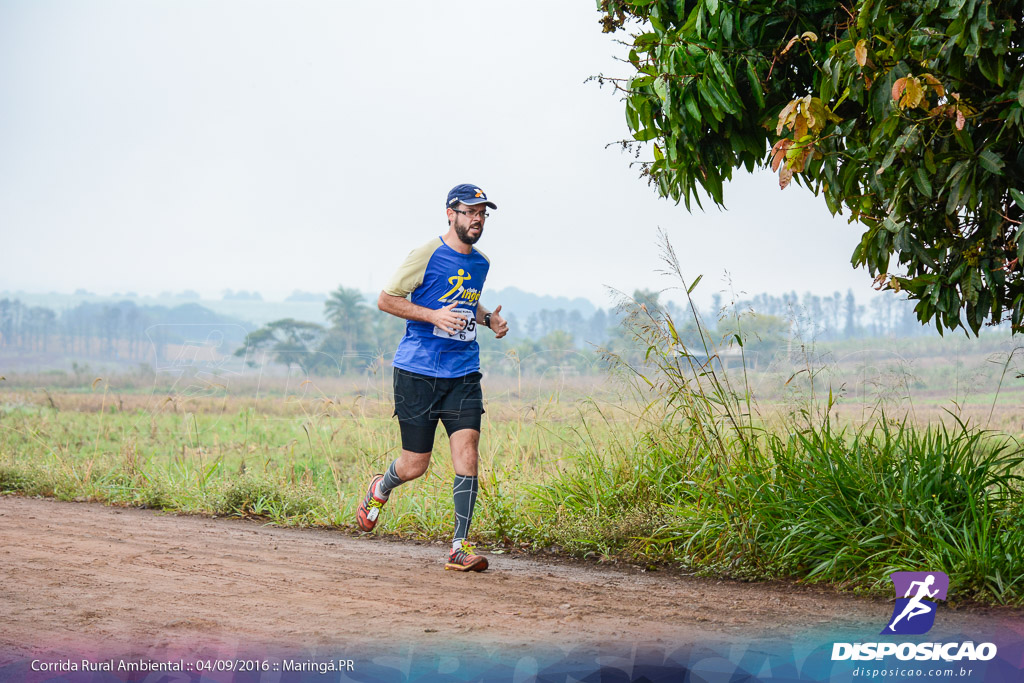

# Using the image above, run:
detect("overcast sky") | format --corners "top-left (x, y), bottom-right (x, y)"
top-left (0, 0), bottom-right (875, 310)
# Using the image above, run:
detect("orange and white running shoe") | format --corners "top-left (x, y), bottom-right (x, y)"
top-left (356, 474), bottom-right (387, 532)
top-left (445, 543), bottom-right (488, 572)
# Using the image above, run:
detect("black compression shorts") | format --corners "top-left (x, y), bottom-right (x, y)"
top-left (392, 368), bottom-right (484, 453)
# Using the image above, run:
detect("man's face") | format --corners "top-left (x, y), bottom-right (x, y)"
top-left (450, 203), bottom-right (487, 245)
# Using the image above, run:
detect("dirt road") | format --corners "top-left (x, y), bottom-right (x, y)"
top-left (2, 495), bottom-right (1021, 666)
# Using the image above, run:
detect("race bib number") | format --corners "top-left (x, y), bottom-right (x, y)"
top-left (433, 307), bottom-right (477, 342)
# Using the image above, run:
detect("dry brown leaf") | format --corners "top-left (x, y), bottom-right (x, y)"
top-left (770, 138), bottom-right (792, 171)
top-left (794, 114), bottom-right (809, 139)
top-left (776, 99), bottom-right (798, 135)
top-left (855, 40), bottom-right (868, 67)
top-left (779, 165), bottom-right (794, 190)
top-left (891, 77), bottom-right (907, 104)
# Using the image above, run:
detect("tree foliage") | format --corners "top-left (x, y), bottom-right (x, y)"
top-left (235, 318), bottom-right (326, 373)
top-left (598, 0), bottom-right (1024, 334)
top-left (234, 288), bottom-right (406, 374)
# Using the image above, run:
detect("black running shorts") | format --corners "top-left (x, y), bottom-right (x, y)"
top-left (392, 368), bottom-right (485, 453)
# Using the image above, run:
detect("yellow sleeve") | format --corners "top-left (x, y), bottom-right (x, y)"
top-left (383, 238), bottom-right (440, 297)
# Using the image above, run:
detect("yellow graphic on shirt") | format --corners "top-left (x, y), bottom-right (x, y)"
top-left (439, 269), bottom-right (472, 302)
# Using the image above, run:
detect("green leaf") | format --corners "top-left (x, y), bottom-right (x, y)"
top-left (706, 52), bottom-right (733, 90)
top-left (634, 32), bottom-right (660, 46)
top-left (978, 149), bottom-right (1004, 175)
top-left (1010, 188), bottom-right (1024, 212)
top-left (964, 269), bottom-right (981, 306)
top-left (680, 3), bottom-right (700, 32)
top-left (687, 273), bottom-right (703, 294)
top-left (632, 128), bottom-right (661, 142)
top-left (701, 76), bottom-right (737, 116)
top-left (913, 167), bottom-right (933, 197)
top-left (625, 103), bottom-right (640, 131)
top-left (703, 167), bottom-right (724, 203)
top-left (706, 0), bottom-right (719, 15)
top-left (745, 61), bottom-right (761, 108)
top-left (696, 80), bottom-right (725, 122)
top-left (924, 148), bottom-right (937, 175)
top-left (653, 76), bottom-right (668, 103)
top-left (876, 144), bottom-right (898, 175)
top-left (721, 9), bottom-right (734, 42)
top-left (683, 90), bottom-right (703, 124)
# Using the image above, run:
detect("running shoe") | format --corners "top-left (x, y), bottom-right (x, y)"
top-left (356, 474), bottom-right (386, 532)
top-left (445, 543), bottom-right (488, 572)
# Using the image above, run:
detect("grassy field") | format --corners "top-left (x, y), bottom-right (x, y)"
top-left (2, 325), bottom-right (1023, 605)
top-left (0, 374), bottom-right (639, 548)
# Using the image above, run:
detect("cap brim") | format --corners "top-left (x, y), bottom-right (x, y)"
top-left (461, 198), bottom-right (497, 209)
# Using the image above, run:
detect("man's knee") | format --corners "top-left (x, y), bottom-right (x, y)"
top-left (397, 451), bottom-right (432, 480)
top-left (449, 429), bottom-right (480, 475)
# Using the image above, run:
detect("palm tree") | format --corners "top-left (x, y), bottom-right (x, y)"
top-left (324, 286), bottom-right (369, 371)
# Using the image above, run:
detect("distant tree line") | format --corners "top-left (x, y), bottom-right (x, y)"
top-left (2, 286), bottom-right (987, 374)
top-left (715, 288), bottom-right (959, 341)
top-left (0, 298), bottom-right (244, 362)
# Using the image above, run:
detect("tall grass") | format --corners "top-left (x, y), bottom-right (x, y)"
top-left (530, 233), bottom-right (1024, 603)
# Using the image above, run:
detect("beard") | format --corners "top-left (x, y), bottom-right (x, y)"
top-left (455, 221), bottom-right (483, 245)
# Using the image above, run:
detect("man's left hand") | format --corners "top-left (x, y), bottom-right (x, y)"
top-left (489, 305), bottom-right (509, 339)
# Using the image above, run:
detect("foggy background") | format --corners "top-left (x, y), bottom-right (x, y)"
top-left (1, 0), bottom-right (873, 311)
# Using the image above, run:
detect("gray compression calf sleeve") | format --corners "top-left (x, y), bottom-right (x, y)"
top-left (452, 474), bottom-right (478, 543)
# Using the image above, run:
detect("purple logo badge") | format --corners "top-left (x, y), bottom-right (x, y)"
top-left (881, 571), bottom-right (949, 635)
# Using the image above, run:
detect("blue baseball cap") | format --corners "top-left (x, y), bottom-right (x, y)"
top-left (446, 184), bottom-right (497, 210)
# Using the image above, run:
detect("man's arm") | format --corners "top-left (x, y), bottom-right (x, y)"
top-left (378, 291), bottom-right (468, 335)
top-left (475, 303), bottom-right (509, 339)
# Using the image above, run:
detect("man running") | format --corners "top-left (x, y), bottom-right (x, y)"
top-left (357, 183), bottom-right (508, 572)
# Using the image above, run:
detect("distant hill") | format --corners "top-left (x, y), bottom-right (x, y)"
top-left (0, 287), bottom-right (606, 330)
top-left (485, 286), bottom-right (601, 319)
top-left (0, 291), bottom-right (327, 328)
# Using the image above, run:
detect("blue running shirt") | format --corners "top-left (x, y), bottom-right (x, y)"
top-left (384, 237), bottom-right (490, 378)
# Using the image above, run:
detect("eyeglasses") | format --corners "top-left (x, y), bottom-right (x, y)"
top-left (452, 208), bottom-right (489, 219)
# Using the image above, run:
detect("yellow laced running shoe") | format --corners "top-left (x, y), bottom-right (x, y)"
top-left (445, 542), bottom-right (488, 572)
top-left (356, 474), bottom-right (387, 532)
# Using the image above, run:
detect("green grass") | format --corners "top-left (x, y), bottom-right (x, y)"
top-left (534, 414), bottom-right (1023, 602)
top-left (2, 262), bottom-right (1023, 605)
top-left (2, 380), bottom-right (1022, 603)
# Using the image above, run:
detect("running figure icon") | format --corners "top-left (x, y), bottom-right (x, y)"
top-left (881, 571), bottom-right (949, 635)
top-left (888, 574), bottom-right (939, 631)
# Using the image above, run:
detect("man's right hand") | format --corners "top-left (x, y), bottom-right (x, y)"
top-left (431, 302), bottom-right (468, 334)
